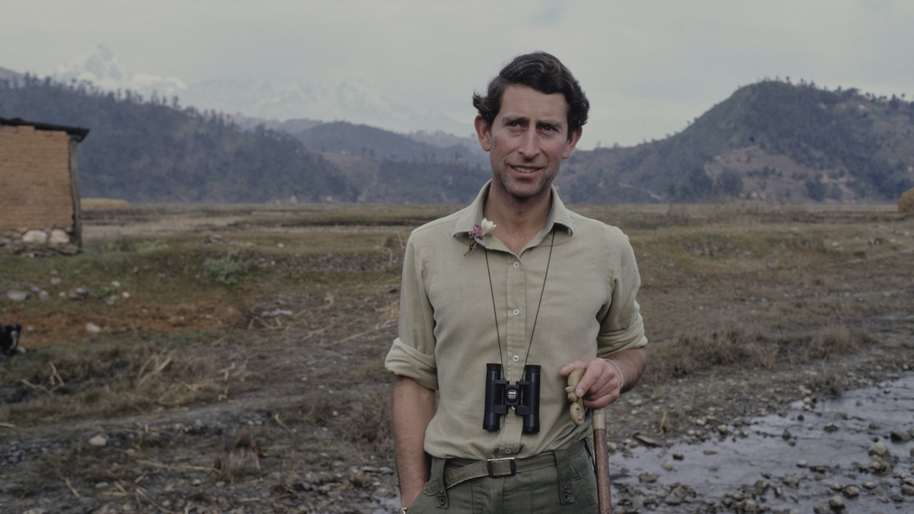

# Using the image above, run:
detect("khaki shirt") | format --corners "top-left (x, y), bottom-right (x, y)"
top-left (385, 182), bottom-right (647, 460)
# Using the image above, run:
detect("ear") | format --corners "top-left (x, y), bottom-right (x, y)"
top-left (562, 127), bottom-right (583, 159)
top-left (474, 115), bottom-right (492, 152)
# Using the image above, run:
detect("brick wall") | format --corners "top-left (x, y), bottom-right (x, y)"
top-left (0, 125), bottom-right (76, 231)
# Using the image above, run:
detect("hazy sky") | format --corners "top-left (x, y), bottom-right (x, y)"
top-left (2, 0), bottom-right (913, 149)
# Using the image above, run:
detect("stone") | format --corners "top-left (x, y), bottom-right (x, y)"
top-left (0, 237), bottom-right (9, 246)
top-left (828, 495), bottom-right (845, 510)
top-left (868, 458), bottom-right (891, 475)
top-left (49, 229), bottom-right (69, 244)
top-left (898, 187), bottom-right (914, 214)
top-left (633, 433), bottom-right (662, 447)
top-left (890, 429), bottom-right (912, 443)
top-left (88, 435), bottom-right (107, 447)
top-left (6, 290), bottom-right (29, 301)
top-left (717, 424), bottom-right (729, 435)
top-left (868, 442), bottom-right (889, 457)
top-left (843, 485), bottom-right (860, 498)
top-left (68, 287), bottom-right (90, 300)
top-left (22, 230), bottom-right (48, 244)
top-left (903, 484), bottom-right (914, 496)
top-left (797, 460), bottom-right (808, 468)
top-left (639, 471), bottom-right (657, 483)
top-left (739, 499), bottom-right (759, 512)
top-left (662, 460), bottom-right (673, 471)
top-left (86, 323), bottom-right (102, 334)
top-left (862, 481), bottom-right (877, 490)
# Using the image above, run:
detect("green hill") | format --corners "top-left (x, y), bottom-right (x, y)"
top-left (0, 76), bottom-right (356, 203)
top-left (3, 76), bottom-right (912, 205)
top-left (558, 80), bottom-right (914, 204)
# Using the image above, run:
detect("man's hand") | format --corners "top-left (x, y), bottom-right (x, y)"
top-left (559, 347), bottom-right (647, 409)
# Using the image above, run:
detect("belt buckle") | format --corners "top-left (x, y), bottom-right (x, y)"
top-left (486, 457), bottom-right (517, 477)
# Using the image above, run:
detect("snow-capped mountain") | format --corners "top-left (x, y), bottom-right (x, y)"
top-left (53, 44), bottom-right (188, 98)
top-left (49, 44), bottom-right (470, 137)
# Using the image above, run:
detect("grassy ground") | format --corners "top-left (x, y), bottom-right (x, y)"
top-left (1, 203), bottom-right (912, 513)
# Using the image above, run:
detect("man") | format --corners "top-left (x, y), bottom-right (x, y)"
top-left (385, 52), bottom-right (648, 513)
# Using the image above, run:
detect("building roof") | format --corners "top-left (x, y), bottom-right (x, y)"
top-left (0, 117), bottom-right (90, 142)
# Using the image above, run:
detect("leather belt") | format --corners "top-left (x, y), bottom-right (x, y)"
top-left (442, 440), bottom-right (587, 488)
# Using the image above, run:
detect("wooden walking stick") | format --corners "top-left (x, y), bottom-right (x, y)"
top-left (592, 407), bottom-right (612, 514)
top-left (567, 369), bottom-right (612, 514)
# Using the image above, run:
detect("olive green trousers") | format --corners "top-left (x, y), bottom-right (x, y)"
top-left (408, 441), bottom-right (599, 514)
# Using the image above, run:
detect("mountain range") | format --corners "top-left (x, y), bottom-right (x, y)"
top-left (52, 44), bottom-right (470, 137)
top-left (2, 54), bottom-right (913, 205)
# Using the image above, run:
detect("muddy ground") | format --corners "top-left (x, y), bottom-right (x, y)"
top-left (1, 203), bottom-right (913, 514)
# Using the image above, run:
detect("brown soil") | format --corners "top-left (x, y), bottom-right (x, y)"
top-left (1, 204), bottom-right (913, 513)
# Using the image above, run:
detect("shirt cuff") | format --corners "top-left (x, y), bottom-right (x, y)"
top-left (596, 316), bottom-right (648, 358)
top-left (385, 338), bottom-right (439, 391)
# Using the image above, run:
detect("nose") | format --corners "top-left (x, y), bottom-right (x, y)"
top-left (518, 127), bottom-right (539, 159)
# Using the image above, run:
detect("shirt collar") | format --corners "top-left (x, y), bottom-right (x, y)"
top-left (452, 180), bottom-right (575, 241)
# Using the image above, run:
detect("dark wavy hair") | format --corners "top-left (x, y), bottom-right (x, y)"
top-left (472, 52), bottom-right (589, 139)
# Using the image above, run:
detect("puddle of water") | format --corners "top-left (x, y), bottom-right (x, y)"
top-left (615, 373), bottom-right (914, 513)
top-left (372, 374), bottom-right (914, 513)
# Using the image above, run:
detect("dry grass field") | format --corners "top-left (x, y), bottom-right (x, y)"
top-left (1, 202), bottom-right (912, 513)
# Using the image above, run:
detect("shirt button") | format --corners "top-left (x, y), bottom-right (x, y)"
top-left (513, 261), bottom-right (520, 268)
top-left (512, 355), bottom-right (519, 362)
top-left (513, 309), bottom-right (520, 316)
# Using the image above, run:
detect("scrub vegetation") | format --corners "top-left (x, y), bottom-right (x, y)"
top-left (1, 202), bottom-right (912, 513)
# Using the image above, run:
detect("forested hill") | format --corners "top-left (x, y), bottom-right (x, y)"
top-left (0, 76), bottom-right (355, 203)
top-left (555, 80), bottom-right (914, 204)
top-left (2, 75), bottom-right (912, 204)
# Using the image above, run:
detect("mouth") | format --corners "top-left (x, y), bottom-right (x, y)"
top-left (509, 165), bottom-right (542, 174)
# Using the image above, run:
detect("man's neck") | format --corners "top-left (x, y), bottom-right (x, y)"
top-left (484, 185), bottom-right (553, 255)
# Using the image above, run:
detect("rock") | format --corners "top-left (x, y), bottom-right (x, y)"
top-left (782, 429), bottom-right (791, 440)
top-left (797, 460), bottom-right (808, 467)
top-left (828, 495), bottom-right (845, 510)
top-left (898, 187), bottom-right (914, 214)
top-left (739, 499), bottom-right (759, 512)
top-left (843, 484), bottom-right (860, 498)
top-left (639, 471), bottom-right (657, 483)
top-left (672, 453), bottom-right (684, 460)
top-left (49, 229), bottom-right (70, 244)
top-left (0, 237), bottom-right (9, 246)
top-left (38, 290), bottom-right (49, 300)
top-left (903, 484), bottom-right (914, 496)
top-left (890, 429), bottom-right (912, 443)
top-left (6, 290), bottom-right (29, 301)
top-left (716, 424), bottom-right (729, 435)
top-left (662, 460), bottom-right (673, 471)
top-left (68, 287), bottom-right (90, 300)
top-left (86, 323), bottom-right (102, 334)
top-left (823, 422), bottom-right (839, 433)
top-left (862, 481), bottom-right (878, 490)
top-left (754, 480), bottom-right (769, 495)
top-left (22, 230), bottom-right (48, 244)
top-left (88, 435), bottom-right (107, 447)
top-left (633, 433), bottom-right (662, 447)
top-left (868, 442), bottom-right (890, 457)
top-left (868, 421), bottom-right (881, 430)
top-left (868, 458), bottom-right (891, 475)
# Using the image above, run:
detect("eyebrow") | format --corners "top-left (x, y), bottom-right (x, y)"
top-left (500, 114), bottom-right (565, 129)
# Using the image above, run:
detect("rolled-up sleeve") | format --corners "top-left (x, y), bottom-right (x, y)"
top-left (596, 233), bottom-right (648, 357)
top-left (384, 235), bottom-right (439, 390)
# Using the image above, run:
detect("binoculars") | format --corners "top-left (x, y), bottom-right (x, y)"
top-left (483, 363), bottom-right (541, 434)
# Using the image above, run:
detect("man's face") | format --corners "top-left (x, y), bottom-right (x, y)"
top-left (475, 84), bottom-right (582, 204)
